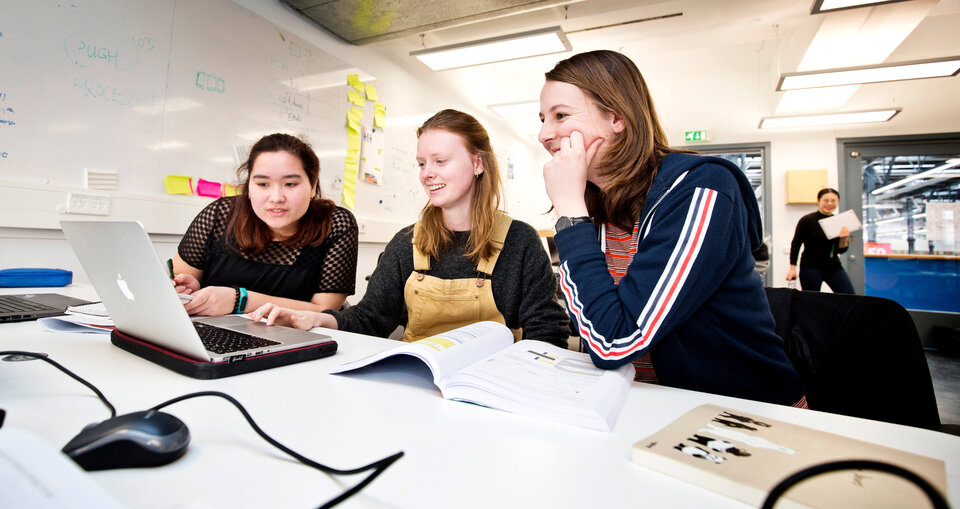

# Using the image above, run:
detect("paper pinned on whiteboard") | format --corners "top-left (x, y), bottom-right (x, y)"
top-left (818, 209), bottom-right (862, 239)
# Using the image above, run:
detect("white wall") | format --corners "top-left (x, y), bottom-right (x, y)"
top-left (0, 0), bottom-right (546, 301)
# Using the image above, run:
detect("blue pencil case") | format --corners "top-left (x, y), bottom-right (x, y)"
top-left (0, 268), bottom-right (74, 287)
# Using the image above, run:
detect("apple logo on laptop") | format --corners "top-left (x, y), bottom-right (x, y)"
top-left (116, 273), bottom-right (135, 301)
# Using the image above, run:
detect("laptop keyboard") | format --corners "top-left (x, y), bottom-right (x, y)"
top-left (0, 295), bottom-right (59, 313)
top-left (193, 322), bottom-right (280, 354)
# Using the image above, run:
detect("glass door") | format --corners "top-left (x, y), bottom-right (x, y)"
top-left (840, 135), bottom-right (960, 314)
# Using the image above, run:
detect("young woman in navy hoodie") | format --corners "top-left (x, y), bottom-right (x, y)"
top-left (538, 50), bottom-right (806, 407)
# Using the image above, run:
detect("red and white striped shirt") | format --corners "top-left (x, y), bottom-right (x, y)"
top-left (604, 220), bottom-right (658, 383)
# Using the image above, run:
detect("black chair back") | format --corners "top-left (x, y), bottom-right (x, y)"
top-left (765, 287), bottom-right (941, 429)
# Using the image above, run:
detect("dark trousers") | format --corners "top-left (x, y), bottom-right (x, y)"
top-left (799, 266), bottom-right (855, 294)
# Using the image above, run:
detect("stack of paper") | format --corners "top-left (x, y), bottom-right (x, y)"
top-left (38, 302), bottom-right (114, 334)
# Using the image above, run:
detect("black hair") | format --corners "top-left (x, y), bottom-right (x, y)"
top-left (817, 188), bottom-right (839, 200)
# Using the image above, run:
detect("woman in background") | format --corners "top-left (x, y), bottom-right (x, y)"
top-left (538, 50), bottom-right (805, 406)
top-left (252, 109), bottom-right (570, 348)
top-left (172, 133), bottom-right (358, 316)
top-left (786, 187), bottom-right (854, 294)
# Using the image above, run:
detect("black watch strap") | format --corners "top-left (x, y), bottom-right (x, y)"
top-left (555, 216), bottom-right (590, 233)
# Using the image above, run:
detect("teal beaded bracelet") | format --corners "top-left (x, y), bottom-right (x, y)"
top-left (234, 287), bottom-right (248, 314)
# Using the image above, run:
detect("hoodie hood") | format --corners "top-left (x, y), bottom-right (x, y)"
top-left (651, 152), bottom-right (763, 250)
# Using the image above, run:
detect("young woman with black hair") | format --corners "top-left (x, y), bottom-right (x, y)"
top-left (172, 133), bottom-right (358, 316)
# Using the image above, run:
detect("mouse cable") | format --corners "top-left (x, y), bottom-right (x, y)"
top-left (0, 350), bottom-right (117, 419)
top-left (151, 391), bottom-right (404, 509)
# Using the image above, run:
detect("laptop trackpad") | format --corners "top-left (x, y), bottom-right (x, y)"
top-left (196, 315), bottom-right (330, 343)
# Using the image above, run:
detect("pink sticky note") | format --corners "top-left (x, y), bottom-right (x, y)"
top-left (196, 178), bottom-right (223, 198)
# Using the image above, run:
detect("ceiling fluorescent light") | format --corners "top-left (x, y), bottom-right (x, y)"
top-left (811, 0), bottom-right (910, 14)
top-left (759, 108), bottom-right (900, 129)
top-left (489, 101), bottom-right (540, 117)
top-left (778, 57), bottom-right (960, 91)
top-left (411, 26), bottom-right (571, 71)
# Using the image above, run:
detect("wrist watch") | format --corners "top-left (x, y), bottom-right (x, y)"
top-left (555, 216), bottom-right (590, 233)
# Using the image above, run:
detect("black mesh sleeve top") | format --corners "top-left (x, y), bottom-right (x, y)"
top-left (178, 196), bottom-right (358, 301)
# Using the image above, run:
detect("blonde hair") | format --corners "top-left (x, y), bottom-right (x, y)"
top-left (414, 109), bottom-right (502, 263)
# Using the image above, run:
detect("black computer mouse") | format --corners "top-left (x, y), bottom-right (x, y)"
top-left (61, 410), bottom-right (190, 471)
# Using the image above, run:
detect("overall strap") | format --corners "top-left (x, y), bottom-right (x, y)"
top-left (410, 229), bottom-right (431, 271)
top-left (476, 212), bottom-right (513, 276)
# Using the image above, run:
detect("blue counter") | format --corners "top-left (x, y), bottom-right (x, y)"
top-left (865, 255), bottom-right (960, 313)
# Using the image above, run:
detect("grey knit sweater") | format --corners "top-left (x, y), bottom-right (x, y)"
top-left (327, 220), bottom-right (570, 348)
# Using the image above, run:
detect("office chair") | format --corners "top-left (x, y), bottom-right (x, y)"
top-left (764, 288), bottom-right (950, 432)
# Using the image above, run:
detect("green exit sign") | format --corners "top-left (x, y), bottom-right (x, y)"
top-left (684, 130), bottom-right (710, 142)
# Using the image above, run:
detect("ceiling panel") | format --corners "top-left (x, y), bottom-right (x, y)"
top-left (281, 0), bottom-right (573, 44)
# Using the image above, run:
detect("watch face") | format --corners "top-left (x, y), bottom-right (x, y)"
top-left (555, 216), bottom-right (589, 232)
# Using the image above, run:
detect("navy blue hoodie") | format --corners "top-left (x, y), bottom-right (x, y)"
top-left (554, 153), bottom-right (803, 405)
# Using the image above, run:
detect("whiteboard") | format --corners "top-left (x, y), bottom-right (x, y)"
top-left (0, 0), bottom-right (425, 232)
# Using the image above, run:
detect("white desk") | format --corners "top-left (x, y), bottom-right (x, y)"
top-left (1, 285), bottom-right (958, 508)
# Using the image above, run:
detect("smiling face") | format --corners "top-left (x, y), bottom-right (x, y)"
top-left (818, 191), bottom-right (839, 215)
top-left (417, 128), bottom-right (481, 228)
top-left (247, 150), bottom-right (316, 239)
top-left (538, 80), bottom-right (623, 188)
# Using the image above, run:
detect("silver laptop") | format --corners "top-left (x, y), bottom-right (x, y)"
top-left (60, 220), bottom-right (332, 362)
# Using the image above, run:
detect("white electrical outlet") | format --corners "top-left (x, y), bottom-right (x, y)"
top-left (66, 192), bottom-right (111, 216)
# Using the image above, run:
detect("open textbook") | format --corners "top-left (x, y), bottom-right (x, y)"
top-left (331, 321), bottom-right (635, 431)
top-left (631, 404), bottom-right (946, 508)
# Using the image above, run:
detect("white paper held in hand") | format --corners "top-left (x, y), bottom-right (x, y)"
top-left (818, 209), bottom-right (862, 239)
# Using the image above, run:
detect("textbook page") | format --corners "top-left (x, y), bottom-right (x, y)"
top-left (330, 321), bottom-right (513, 384)
top-left (439, 341), bottom-right (635, 432)
top-left (818, 209), bottom-right (862, 239)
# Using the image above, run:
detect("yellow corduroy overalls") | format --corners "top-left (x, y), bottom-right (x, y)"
top-left (401, 212), bottom-right (522, 342)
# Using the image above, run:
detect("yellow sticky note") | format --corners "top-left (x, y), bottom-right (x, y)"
top-left (343, 153), bottom-right (358, 209)
top-left (347, 90), bottom-right (365, 107)
top-left (347, 117), bottom-right (360, 132)
top-left (347, 107), bottom-right (364, 130)
top-left (347, 131), bottom-right (360, 151)
top-left (347, 74), bottom-right (363, 91)
top-left (342, 178), bottom-right (356, 209)
top-left (374, 103), bottom-right (386, 128)
top-left (345, 149), bottom-right (360, 167)
top-left (365, 84), bottom-right (378, 101)
top-left (347, 106), bottom-right (363, 122)
top-left (164, 175), bottom-right (193, 194)
top-left (222, 184), bottom-right (241, 196)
